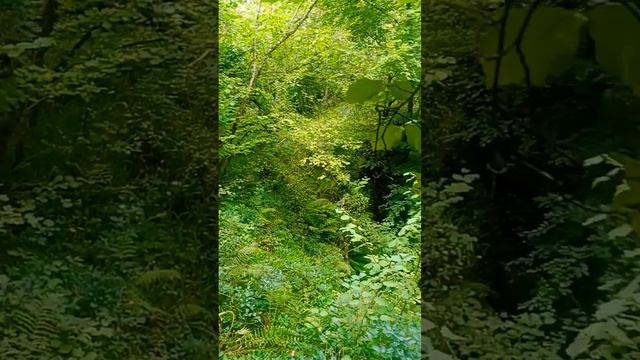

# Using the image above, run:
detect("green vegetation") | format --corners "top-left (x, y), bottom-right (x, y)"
top-left (1, 1), bottom-right (216, 358)
top-left (6, 0), bottom-right (640, 359)
top-left (219, 0), bottom-right (420, 358)
top-left (423, 1), bottom-right (640, 359)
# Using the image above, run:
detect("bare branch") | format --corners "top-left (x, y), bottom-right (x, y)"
top-left (514, 1), bottom-right (542, 88)
top-left (492, 0), bottom-right (515, 92)
top-left (263, 0), bottom-right (320, 60)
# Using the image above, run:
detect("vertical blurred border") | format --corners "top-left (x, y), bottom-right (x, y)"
top-left (212, 0), bottom-right (220, 357)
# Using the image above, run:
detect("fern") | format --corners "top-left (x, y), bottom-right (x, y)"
top-left (5, 297), bottom-right (63, 357)
top-left (136, 269), bottom-right (181, 286)
top-left (175, 303), bottom-right (208, 321)
top-left (242, 324), bottom-right (300, 350)
top-left (102, 231), bottom-right (138, 261)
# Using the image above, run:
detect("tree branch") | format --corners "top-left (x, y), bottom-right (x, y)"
top-left (222, 0), bottom-right (320, 162)
top-left (622, 1), bottom-right (640, 24)
top-left (263, 0), bottom-right (320, 60)
top-left (514, 1), bottom-right (542, 89)
top-left (492, 0), bottom-right (515, 92)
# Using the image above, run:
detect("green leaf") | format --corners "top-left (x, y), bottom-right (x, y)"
top-left (589, 4), bottom-right (640, 95)
top-left (5, 45), bottom-right (25, 58)
top-left (618, 275), bottom-right (640, 298)
top-left (429, 350), bottom-right (453, 360)
top-left (425, 69), bottom-right (450, 84)
top-left (612, 153), bottom-right (640, 178)
top-left (389, 80), bottom-right (414, 100)
top-left (405, 123), bottom-right (420, 151)
top-left (582, 213), bottom-right (607, 226)
top-left (440, 326), bottom-right (466, 341)
top-left (32, 37), bottom-right (54, 48)
top-left (83, 352), bottom-right (98, 360)
top-left (592, 176), bottom-right (611, 188)
top-left (566, 333), bottom-right (590, 358)
top-left (608, 224), bottom-right (632, 239)
top-left (595, 299), bottom-right (626, 319)
top-left (346, 78), bottom-right (384, 103)
top-left (422, 318), bottom-right (436, 331)
top-left (584, 155), bottom-right (604, 166)
top-left (602, 321), bottom-right (632, 344)
top-left (446, 182), bottom-right (472, 193)
top-left (480, 7), bottom-right (586, 87)
top-left (382, 280), bottom-right (397, 288)
top-left (371, 125), bottom-right (403, 151)
top-left (0, 274), bottom-right (9, 287)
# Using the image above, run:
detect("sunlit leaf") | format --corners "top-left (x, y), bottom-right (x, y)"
top-left (371, 125), bottom-right (403, 151)
top-left (390, 80), bottom-right (414, 100)
top-left (346, 78), bottom-right (384, 103)
top-left (405, 123), bottom-right (420, 152)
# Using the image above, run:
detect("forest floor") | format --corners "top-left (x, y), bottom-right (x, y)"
top-left (219, 107), bottom-right (421, 358)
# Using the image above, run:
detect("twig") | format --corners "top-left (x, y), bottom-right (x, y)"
top-left (492, 0), bottom-right (515, 92)
top-left (118, 38), bottom-right (164, 49)
top-left (376, 82), bottom-right (421, 151)
top-left (188, 48), bottom-right (213, 67)
top-left (222, 0), bottom-right (320, 176)
top-left (622, 1), bottom-right (640, 23)
top-left (262, 0), bottom-right (319, 60)
top-left (561, 195), bottom-right (627, 219)
top-left (514, 1), bottom-right (542, 88)
top-left (56, 25), bottom-right (101, 70)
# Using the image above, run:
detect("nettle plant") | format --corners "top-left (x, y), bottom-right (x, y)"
top-left (344, 77), bottom-right (421, 154)
top-left (300, 190), bottom-right (420, 358)
top-left (301, 259), bottom-right (420, 359)
top-left (563, 153), bottom-right (640, 359)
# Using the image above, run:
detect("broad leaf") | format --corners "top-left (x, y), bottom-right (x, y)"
top-left (429, 350), bottom-right (453, 360)
top-left (440, 326), bottom-right (466, 341)
top-left (390, 80), bottom-right (414, 100)
top-left (480, 6), bottom-right (586, 87)
top-left (607, 224), bottom-right (632, 239)
top-left (405, 123), bottom-right (420, 151)
top-left (371, 125), bottom-right (403, 151)
top-left (595, 299), bottom-right (627, 319)
top-left (589, 4), bottom-right (640, 95)
top-left (566, 333), bottom-right (590, 358)
top-left (613, 180), bottom-right (640, 207)
top-left (346, 78), bottom-right (384, 103)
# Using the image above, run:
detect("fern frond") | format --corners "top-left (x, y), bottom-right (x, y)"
top-left (175, 303), bottom-right (208, 320)
top-left (241, 324), bottom-right (300, 350)
top-left (136, 269), bottom-right (181, 285)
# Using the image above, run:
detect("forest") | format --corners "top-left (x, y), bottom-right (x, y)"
top-left (423, 0), bottom-right (640, 359)
top-left (1, 0), bottom-right (217, 359)
top-left (2, 0), bottom-right (640, 359)
top-left (219, 0), bottom-right (421, 358)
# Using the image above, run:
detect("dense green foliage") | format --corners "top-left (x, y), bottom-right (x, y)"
top-left (6, 0), bottom-right (640, 359)
top-left (1, 1), bottom-right (216, 358)
top-left (219, 0), bottom-right (420, 358)
top-left (423, 0), bottom-right (640, 359)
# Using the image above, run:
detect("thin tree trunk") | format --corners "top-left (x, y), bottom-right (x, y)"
top-left (221, 0), bottom-right (320, 176)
